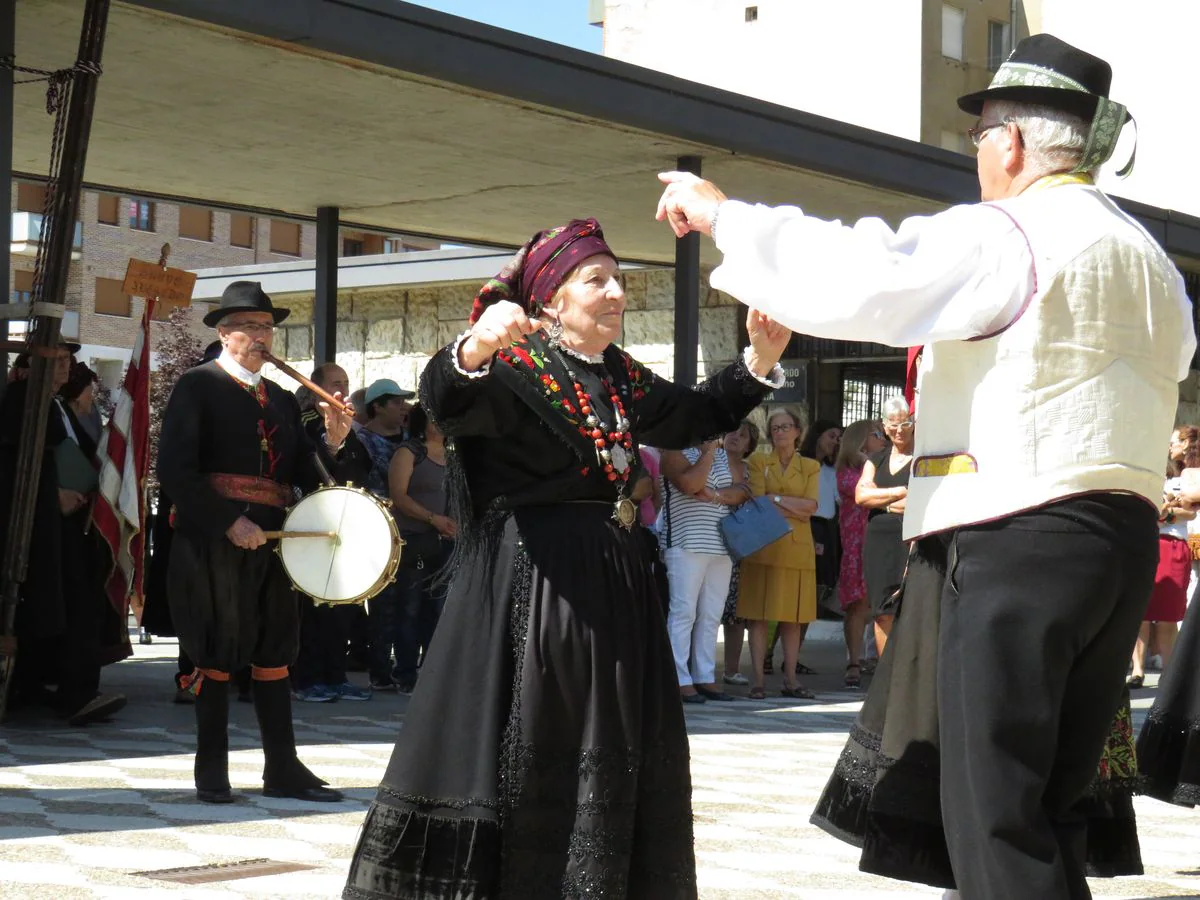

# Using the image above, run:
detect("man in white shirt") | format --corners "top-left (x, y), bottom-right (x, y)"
top-left (657, 33), bottom-right (1194, 900)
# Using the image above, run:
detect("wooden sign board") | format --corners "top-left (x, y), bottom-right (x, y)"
top-left (121, 259), bottom-right (197, 305)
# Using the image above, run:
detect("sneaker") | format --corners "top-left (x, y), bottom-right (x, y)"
top-left (723, 672), bottom-right (750, 686)
top-left (369, 677), bottom-right (398, 692)
top-left (331, 682), bottom-right (372, 701)
top-left (293, 685), bottom-right (339, 703)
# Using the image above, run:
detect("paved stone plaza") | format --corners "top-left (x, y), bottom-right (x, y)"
top-left (1, 637), bottom-right (1198, 899)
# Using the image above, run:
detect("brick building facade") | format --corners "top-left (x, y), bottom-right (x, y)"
top-left (8, 179), bottom-right (429, 388)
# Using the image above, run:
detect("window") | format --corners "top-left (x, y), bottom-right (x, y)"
top-left (941, 4), bottom-right (965, 61)
top-left (96, 193), bottom-right (120, 225)
top-left (987, 20), bottom-right (1011, 70)
top-left (940, 129), bottom-right (968, 154)
top-left (342, 238), bottom-right (365, 257)
top-left (12, 269), bottom-right (35, 304)
top-left (94, 277), bottom-right (132, 317)
top-left (383, 238), bottom-right (406, 254)
top-left (178, 205), bottom-right (212, 241)
top-left (230, 213), bottom-right (255, 248)
top-left (129, 199), bottom-right (155, 231)
top-left (269, 220), bottom-right (301, 255)
top-left (16, 182), bottom-right (46, 213)
top-left (745, 6), bottom-right (758, 22)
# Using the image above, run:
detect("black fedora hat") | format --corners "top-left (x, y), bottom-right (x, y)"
top-left (202, 280), bottom-right (291, 328)
top-left (958, 33), bottom-right (1126, 124)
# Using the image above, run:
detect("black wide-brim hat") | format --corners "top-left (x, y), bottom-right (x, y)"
top-left (202, 280), bottom-right (291, 328)
top-left (958, 33), bottom-right (1128, 124)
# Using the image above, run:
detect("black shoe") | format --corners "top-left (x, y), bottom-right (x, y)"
top-left (263, 785), bottom-right (344, 802)
top-left (680, 692), bottom-right (707, 705)
top-left (696, 687), bottom-right (736, 702)
top-left (1126, 674), bottom-right (1145, 689)
top-left (66, 693), bottom-right (127, 726)
top-left (196, 788), bottom-right (235, 804)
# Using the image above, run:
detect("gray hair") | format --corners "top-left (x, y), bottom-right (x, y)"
top-left (880, 395), bottom-right (911, 420)
top-left (984, 100), bottom-right (1092, 176)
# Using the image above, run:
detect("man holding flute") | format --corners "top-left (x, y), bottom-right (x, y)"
top-left (158, 280), bottom-right (356, 803)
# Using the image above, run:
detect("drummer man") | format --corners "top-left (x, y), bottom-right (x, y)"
top-left (158, 280), bottom-right (356, 804)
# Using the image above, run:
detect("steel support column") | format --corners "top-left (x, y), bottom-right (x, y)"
top-left (313, 206), bottom-right (338, 365)
top-left (0, 0), bottom-right (14, 374)
top-left (672, 155), bottom-right (701, 386)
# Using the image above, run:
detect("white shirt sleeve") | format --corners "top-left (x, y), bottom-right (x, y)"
top-left (710, 199), bottom-right (1036, 347)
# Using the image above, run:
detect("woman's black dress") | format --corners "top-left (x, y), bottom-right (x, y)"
top-left (862, 447), bottom-right (910, 615)
top-left (1137, 590), bottom-right (1200, 807)
top-left (811, 537), bottom-right (1143, 889)
top-left (343, 334), bottom-right (773, 900)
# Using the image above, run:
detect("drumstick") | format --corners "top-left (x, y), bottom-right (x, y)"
top-left (253, 344), bottom-right (354, 416)
top-left (262, 530), bottom-right (339, 539)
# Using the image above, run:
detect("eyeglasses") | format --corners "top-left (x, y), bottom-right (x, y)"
top-left (967, 120), bottom-right (1007, 147)
top-left (770, 423), bottom-right (796, 433)
top-left (223, 321), bottom-right (274, 334)
top-left (884, 419), bottom-right (915, 431)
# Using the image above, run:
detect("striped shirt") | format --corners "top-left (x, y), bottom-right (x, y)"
top-left (661, 447), bottom-right (734, 555)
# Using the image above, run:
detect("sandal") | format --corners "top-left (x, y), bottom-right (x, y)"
top-left (763, 658), bottom-right (774, 675)
top-left (795, 663), bottom-right (817, 676)
top-left (780, 684), bottom-right (816, 700)
top-left (844, 664), bottom-right (862, 689)
top-left (748, 686), bottom-right (767, 700)
top-left (1126, 674), bottom-right (1144, 689)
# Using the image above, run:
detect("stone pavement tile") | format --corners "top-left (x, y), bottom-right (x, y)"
top-left (2, 638), bottom-right (1199, 899)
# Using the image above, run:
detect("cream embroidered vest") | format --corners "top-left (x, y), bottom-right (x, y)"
top-left (904, 184), bottom-right (1190, 540)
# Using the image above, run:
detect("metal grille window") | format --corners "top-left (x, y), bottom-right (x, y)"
top-left (842, 374), bottom-right (906, 426)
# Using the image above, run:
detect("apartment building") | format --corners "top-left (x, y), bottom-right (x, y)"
top-left (592, 0), bottom-right (1197, 217)
top-left (592, 0), bottom-right (1021, 152)
top-left (8, 181), bottom-right (434, 387)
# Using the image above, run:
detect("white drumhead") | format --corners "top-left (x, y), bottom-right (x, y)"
top-left (278, 487), bottom-right (397, 602)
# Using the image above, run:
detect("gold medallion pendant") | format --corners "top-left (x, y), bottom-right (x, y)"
top-left (612, 498), bottom-right (638, 530)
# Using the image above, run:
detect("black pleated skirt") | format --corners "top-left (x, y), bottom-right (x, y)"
top-left (1137, 591), bottom-right (1200, 807)
top-left (811, 536), bottom-right (1143, 889)
top-left (344, 503), bottom-right (697, 900)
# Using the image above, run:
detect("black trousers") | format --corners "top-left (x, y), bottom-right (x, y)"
top-left (938, 494), bottom-right (1157, 900)
top-left (168, 533), bottom-right (299, 672)
top-left (293, 597), bottom-right (355, 689)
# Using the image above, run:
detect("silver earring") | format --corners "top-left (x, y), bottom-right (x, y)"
top-left (547, 318), bottom-right (564, 346)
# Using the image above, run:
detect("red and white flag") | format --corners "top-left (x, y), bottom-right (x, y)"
top-left (91, 298), bottom-right (155, 617)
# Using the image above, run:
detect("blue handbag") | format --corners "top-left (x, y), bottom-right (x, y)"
top-left (720, 495), bottom-right (792, 561)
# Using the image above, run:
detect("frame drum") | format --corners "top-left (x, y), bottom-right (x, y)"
top-left (276, 486), bottom-right (401, 604)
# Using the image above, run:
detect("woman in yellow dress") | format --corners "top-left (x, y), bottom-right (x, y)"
top-left (737, 407), bottom-right (821, 699)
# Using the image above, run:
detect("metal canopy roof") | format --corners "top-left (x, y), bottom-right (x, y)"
top-left (13, 0), bottom-right (1200, 269)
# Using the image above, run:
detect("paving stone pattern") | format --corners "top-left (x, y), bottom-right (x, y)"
top-left (1, 640), bottom-right (1198, 899)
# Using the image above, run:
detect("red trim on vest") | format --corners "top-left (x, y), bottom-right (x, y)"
top-left (967, 204), bottom-right (1038, 342)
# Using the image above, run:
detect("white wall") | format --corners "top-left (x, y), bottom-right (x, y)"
top-left (603, 0), bottom-right (925, 140)
top-left (1033, 1), bottom-right (1200, 216)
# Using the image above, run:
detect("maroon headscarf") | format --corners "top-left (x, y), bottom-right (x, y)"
top-left (469, 218), bottom-right (615, 324)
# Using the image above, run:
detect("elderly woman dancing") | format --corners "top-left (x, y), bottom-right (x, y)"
top-left (343, 219), bottom-right (790, 900)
